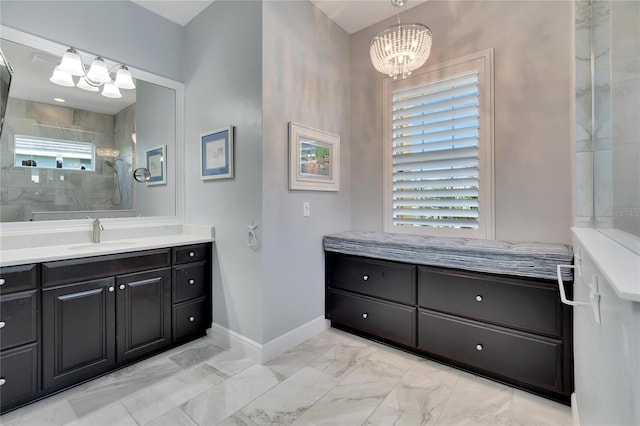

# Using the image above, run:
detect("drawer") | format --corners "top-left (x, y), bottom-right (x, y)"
top-left (0, 342), bottom-right (39, 412)
top-left (173, 262), bottom-right (206, 303)
top-left (173, 297), bottom-right (208, 342)
top-left (418, 267), bottom-right (561, 337)
top-left (0, 290), bottom-right (38, 351)
top-left (418, 310), bottom-right (562, 391)
top-left (327, 289), bottom-right (416, 347)
top-left (326, 253), bottom-right (416, 304)
top-left (0, 264), bottom-right (38, 295)
top-left (42, 249), bottom-right (170, 287)
top-left (172, 244), bottom-right (209, 265)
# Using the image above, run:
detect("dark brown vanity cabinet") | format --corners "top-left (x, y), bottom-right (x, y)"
top-left (171, 244), bottom-right (211, 343)
top-left (325, 252), bottom-right (573, 404)
top-left (0, 242), bottom-right (212, 414)
top-left (0, 264), bottom-right (40, 412)
top-left (41, 250), bottom-right (172, 392)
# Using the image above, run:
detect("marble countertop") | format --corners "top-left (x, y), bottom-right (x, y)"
top-left (0, 223), bottom-right (215, 267)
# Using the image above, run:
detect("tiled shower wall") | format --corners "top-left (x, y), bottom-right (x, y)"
top-left (0, 99), bottom-right (134, 221)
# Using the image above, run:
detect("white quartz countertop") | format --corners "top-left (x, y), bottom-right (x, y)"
top-left (0, 222), bottom-right (215, 267)
top-left (572, 227), bottom-right (640, 302)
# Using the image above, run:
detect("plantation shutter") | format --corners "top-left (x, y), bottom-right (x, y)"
top-left (391, 72), bottom-right (480, 229)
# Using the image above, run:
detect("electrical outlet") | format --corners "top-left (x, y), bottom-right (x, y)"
top-left (303, 201), bottom-right (310, 217)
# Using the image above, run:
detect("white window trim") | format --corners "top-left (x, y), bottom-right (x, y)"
top-left (383, 49), bottom-right (495, 239)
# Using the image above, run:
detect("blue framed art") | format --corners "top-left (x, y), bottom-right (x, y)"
top-left (145, 145), bottom-right (166, 185)
top-left (200, 126), bottom-right (234, 180)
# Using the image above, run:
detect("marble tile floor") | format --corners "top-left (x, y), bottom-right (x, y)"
top-left (1, 329), bottom-right (573, 426)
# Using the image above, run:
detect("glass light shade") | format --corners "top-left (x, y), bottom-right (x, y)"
top-left (114, 66), bottom-right (135, 90)
top-left (86, 57), bottom-right (111, 84)
top-left (96, 147), bottom-right (120, 158)
top-left (58, 48), bottom-right (85, 76)
top-left (370, 23), bottom-right (432, 79)
top-left (101, 81), bottom-right (122, 98)
top-left (49, 66), bottom-right (75, 87)
top-left (76, 76), bottom-right (100, 92)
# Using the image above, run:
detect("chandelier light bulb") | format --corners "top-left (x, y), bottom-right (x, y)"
top-left (87, 57), bottom-right (111, 84)
top-left (102, 81), bottom-right (122, 98)
top-left (58, 48), bottom-right (85, 76)
top-left (49, 66), bottom-right (75, 87)
top-left (114, 65), bottom-right (136, 90)
top-left (76, 76), bottom-right (100, 92)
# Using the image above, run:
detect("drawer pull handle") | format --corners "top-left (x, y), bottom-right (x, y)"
top-left (108, 286), bottom-right (115, 292)
top-left (476, 344), bottom-right (483, 351)
top-left (119, 284), bottom-right (126, 290)
top-left (475, 295), bottom-right (483, 302)
top-left (0, 278), bottom-right (5, 285)
top-left (189, 279), bottom-right (195, 285)
top-left (362, 313), bottom-right (368, 319)
top-left (189, 316), bottom-right (195, 322)
top-left (189, 252), bottom-right (195, 257)
top-left (363, 275), bottom-right (369, 281)
top-left (0, 378), bottom-right (5, 386)
top-left (0, 322), bottom-right (5, 329)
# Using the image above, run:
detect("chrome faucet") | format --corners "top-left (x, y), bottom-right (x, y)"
top-left (92, 218), bottom-right (104, 243)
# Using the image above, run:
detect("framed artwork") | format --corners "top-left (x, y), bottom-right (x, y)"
top-left (200, 126), bottom-right (234, 180)
top-left (145, 145), bottom-right (166, 185)
top-left (288, 122), bottom-right (340, 191)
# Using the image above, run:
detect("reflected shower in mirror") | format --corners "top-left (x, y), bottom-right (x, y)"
top-left (0, 30), bottom-right (179, 222)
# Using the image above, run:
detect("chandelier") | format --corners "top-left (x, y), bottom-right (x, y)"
top-left (370, 0), bottom-right (432, 80)
top-left (49, 47), bottom-right (135, 99)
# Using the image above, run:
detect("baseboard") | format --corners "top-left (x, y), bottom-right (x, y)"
top-left (261, 316), bottom-right (330, 363)
top-left (571, 393), bottom-right (580, 426)
top-left (208, 323), bottom-right (263, 363)
top-left (208, 316), bottom-right (329, 364)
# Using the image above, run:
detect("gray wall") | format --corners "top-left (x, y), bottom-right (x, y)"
top-left (350, 0), bottom-right (574, 244)
top-left (183, 1), bottom-right (264, 343)
top-left (0, 0), bottom-right (183, 81)
top-left (261, 1), bottom-right (351, 342)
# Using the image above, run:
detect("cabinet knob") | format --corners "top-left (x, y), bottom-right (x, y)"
top-left (119, 284), bottom-right (126, 290)
top-left (475, 295), bottom-right (483, 302)
top-left (0, 322), bottom-right (5, 329)
top-left (188, 279), bottom-right (195, 285)
top-left (476, 344), bottom-right (483, 351)
top-left (189, 316), bottom-right (195, 322)
top-left (108, 286), bottom-right (115, 292)
top-left (0, 278), bottom-right (5, 285)
top-left (0, 378), bottom-right (5, 386)
top-left (362, 313), bottom-right (368, 319)
top-left (189, 252), bottom-right (195, 257)
top-left (363, 275), bottom-right (369, 281)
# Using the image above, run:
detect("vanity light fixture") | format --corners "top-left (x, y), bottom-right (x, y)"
top-left (96, 147), bottom-right (120, 159)
top-left (49, 47), bottom-right (136, 99)
top-left (369, 0), bottom-right (432, 79)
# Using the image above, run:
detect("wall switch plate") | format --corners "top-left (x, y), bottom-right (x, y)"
top-left (303, 201), bottom-right (310, 217)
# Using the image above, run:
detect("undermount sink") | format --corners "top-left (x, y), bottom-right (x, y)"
top-left (68, 241), bottom-right (137, 250)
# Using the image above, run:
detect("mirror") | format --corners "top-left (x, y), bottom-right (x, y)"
top-left (133, 167), bottom-right (151, 183)
top-left (0, 27), bottom-right (183, 223)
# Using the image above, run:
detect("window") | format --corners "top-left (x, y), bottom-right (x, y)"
top-left (383, 49), bottom-right (494, 239)
top-left (14, 135), bottom-right (95, 171)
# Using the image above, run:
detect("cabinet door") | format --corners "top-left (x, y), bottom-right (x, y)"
top-left (0, 289), bottom-right (38, 351)
top-left (0, 342), bottom-right (39, 413)
top-left (42, 278), bottom-right (116, 392)
top-left (116, 268), bottom-right (171, 363)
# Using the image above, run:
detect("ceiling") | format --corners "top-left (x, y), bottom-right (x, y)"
top-left (131, 0), bottom-right (428, 34)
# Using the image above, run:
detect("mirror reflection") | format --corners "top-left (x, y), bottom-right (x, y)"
top-left (0, 36), bottom-right (177, 222)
